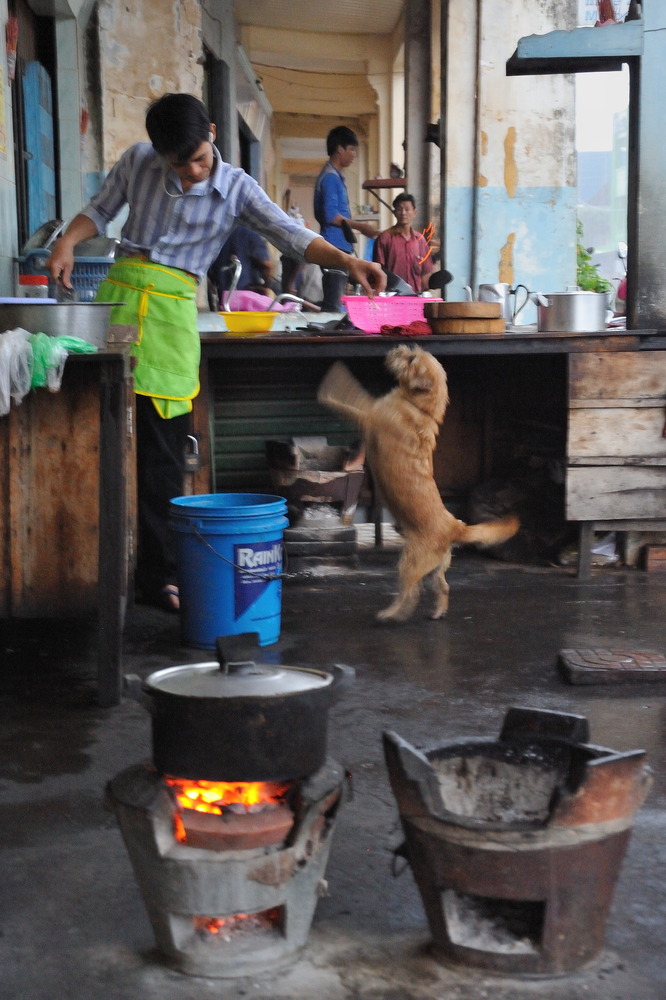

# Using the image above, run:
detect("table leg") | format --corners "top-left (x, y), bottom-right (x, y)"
top-left (97, 360), bottom-right (130, 707)
top-left (577, 521), bottom-right (595, 581)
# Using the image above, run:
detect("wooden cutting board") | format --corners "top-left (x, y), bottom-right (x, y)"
top-left (428, 317), bottom-right (506, 334)
top-left (424, 300), bottom-right (503, 320)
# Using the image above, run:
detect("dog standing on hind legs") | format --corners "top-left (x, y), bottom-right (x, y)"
top-left (317, 344), bottom-right (519, 622)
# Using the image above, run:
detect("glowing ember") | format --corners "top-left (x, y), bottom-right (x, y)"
top-left (165, 776), bottom-right (290, 815)
top-left (193, 909), bottom-right (281, 939)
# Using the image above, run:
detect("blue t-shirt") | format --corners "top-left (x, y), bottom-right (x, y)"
top-left (314, 162), bottom-right (352, 252)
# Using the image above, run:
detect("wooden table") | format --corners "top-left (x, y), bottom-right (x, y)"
top-left (0, 348), bottom-right (136, 706)
top-left (194, 323), bottom-right (666, 579)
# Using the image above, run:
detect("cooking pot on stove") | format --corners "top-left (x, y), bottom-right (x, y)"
top-left (125, 633), bottom-right (355, 782)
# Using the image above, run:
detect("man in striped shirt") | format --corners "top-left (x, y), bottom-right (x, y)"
top-left (47, 93), bottom-right (385, 611)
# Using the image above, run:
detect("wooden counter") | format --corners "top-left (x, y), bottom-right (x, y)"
top-left (194, 325), bottom-right (666, 579)
top-left (199, 326), bottom-right (663, 359)
top-left (0, 349), bottom-right (136, 706)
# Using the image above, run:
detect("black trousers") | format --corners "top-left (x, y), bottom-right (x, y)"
top-left (135, 394), bottom-right (190, 599)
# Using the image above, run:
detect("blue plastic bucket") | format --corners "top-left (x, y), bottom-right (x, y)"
top-left (169, 493), bottom-right (288, 649)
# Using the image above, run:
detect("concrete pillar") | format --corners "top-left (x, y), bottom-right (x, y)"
top-left (368, 70), bottom-right (393, 230)
top-left (0, 0), bottom-right (19, 290)
top-left (628, 2), bottom-right (666, 328)
top-left (404, 0), bottom-right (431, 229)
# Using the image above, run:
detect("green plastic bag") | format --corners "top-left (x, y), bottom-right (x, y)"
top-left (29, 333), bottom-right (97, 391)
top-left (51, 335), bottom-right (99, 354)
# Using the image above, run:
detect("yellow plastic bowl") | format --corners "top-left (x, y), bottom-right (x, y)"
top-left (221, 311), bottom-right (276, 336)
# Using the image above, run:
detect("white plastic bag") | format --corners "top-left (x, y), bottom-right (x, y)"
top-left (0, 333), bottom-right (10, 416)
top-left (8, 327), bottom-right (32, 404)
top-left (0, 327), bottom-right (33, 415)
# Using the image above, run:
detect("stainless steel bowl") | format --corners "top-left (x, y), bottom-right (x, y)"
top-left (0, 302), bottom-right (117, 348)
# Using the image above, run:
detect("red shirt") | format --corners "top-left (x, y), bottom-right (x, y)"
top-left (374, 226), bottom-right (434, 293)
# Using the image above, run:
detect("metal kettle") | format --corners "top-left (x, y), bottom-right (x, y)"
top-left (463, 282), bottom-right (530, 323)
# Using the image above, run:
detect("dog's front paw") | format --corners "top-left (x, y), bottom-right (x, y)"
top-left (376, 605), bottom-right (411, 624)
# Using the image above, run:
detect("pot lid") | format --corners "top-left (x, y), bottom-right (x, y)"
top-left (145, 660), bottom-right (333, 698)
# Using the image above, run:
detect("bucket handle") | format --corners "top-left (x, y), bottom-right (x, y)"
top-left (192, 526), bottom-right (287, 580)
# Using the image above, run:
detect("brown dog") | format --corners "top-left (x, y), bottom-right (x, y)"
top-left (317, 344), bottom-right (519, 622)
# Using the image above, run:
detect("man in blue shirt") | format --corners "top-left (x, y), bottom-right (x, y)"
top-left (314, 125), bottom-right (377, 310)
top-left (48, 95), bottom-right (384, 610)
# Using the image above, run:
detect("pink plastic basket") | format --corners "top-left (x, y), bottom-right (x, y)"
top-left (342, 295), bottom-right (442, 333)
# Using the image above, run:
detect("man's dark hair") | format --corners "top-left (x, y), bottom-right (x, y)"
top-left (393, 192), bottom-right (416, 211)
top-left (146, 93), bottom-right (210, 162)
top-left (327, 125), bottom-right (359, 157)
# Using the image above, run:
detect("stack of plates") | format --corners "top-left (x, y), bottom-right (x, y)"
top-left (424, 301), bottom-right (505, 334)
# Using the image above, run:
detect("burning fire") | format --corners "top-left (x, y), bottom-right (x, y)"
top-left (165, 776), bottom-right (290, 815)
top-left (193, 908), bottom-right (281, 938)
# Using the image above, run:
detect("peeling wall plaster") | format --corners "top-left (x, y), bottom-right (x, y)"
top-left (445, 0), bottom-right (576, 301)
top-left (96, 0), bottom-right (203, 166)
top-left (504, 126), bottom-right (518, 199)
top-left (499, 231), bottom-right (516, 285)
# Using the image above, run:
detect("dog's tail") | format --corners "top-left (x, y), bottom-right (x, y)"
top-left (317, 361), bottom-right (376, 428)
top-left (457, 513), bottom-right (520, 548)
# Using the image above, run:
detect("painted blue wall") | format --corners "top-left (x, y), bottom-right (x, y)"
top-left (446, 184), bottom-right (577, 324)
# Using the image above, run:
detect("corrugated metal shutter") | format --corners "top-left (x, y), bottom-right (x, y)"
top-left (209, 356), bottom-right (388, 493)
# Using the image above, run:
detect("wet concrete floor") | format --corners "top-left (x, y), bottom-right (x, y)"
top-left (1, 545), bottom-right (665, 999)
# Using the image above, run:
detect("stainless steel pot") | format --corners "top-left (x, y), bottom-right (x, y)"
top-left (126, 634), bottom-right (355, 781)
top-left (534, 291), bottom-right (610, 333)
top-left (0, 302), bottom-right (116, 348)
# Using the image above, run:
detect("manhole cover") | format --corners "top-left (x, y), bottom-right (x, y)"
top-left (558, 647), bottom-right (666, 685)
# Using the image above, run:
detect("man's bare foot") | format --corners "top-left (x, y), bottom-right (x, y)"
top-left (160, 584), bottom-right (180, 612)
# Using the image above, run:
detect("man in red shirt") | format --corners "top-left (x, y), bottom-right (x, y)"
top-left (373, 192), bottom-right (433, 293)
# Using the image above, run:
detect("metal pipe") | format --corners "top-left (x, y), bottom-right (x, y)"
top-left (219, 255), bottom-right (242, 311)
top-left (270, 293), bottom-right (305, 311)
top-left (439, 0), bottom-right (449, 297)
top-left (469, 0), bottom-right (483, 295)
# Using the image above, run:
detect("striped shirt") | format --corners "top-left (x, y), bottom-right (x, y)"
top-left (82, 143), bottom-right (318, 279)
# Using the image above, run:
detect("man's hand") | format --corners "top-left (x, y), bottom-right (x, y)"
top-left (46, 238), bottom-right (76, 290)
top-left (45, 213), bottom-right (99, 290)
top-left (346, 258), bottom-right (386, 297)
top-left (304, 236), bottom-right (386, 296)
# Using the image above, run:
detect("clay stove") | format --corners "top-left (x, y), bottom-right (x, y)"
top-left (266, 436), bottom-right (365, 569)
top-left (106, 759), bottom-right (349, 977)
top-left (384, 707), bottom-right (652, 977)
top-left (107, 638), bottom-right (352, 978)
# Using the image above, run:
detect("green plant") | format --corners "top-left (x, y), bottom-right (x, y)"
top-left (576, 220), bottom-right (613, 293)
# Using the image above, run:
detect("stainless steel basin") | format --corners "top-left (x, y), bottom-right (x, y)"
top-left (0, 302), bottom-right (118, 348)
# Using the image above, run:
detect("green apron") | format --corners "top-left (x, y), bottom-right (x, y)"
top-left (95, 257), bottom-right (200, 418)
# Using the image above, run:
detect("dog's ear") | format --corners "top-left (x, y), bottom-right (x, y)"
top-left (385, 344), bottom-right (413, 381)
